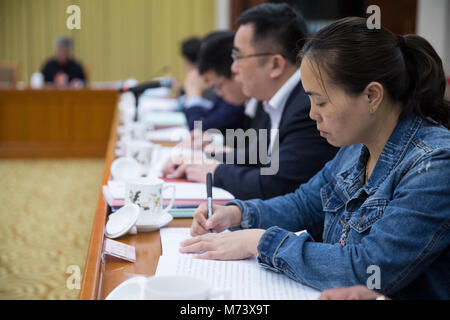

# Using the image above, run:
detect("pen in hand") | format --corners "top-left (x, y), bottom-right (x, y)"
top-left (206, 172), bottom-right (213, 233)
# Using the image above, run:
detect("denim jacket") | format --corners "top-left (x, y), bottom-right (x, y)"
top-left (228, 114), bottom-right (450, 299)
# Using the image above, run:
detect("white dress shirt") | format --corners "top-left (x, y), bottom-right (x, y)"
top-left (263, 69), bottom-right (301, 154)
top-left (244, 98), bottom-right (259, 118)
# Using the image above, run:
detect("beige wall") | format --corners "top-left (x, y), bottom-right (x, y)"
top-left (416, 0), bottom-right (450, 76)
top-left (0, 0), bottom-right (216, 83)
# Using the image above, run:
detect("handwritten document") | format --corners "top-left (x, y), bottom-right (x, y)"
top-left (156, 228), bottom-right (320, 300)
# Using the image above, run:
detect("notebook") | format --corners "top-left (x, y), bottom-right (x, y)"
top-left (155, 228), bottom-right (321, 300)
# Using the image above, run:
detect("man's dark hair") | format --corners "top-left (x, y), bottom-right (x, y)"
top-left (197, 31), bottom-right (234, 78)
top-left (181, 37), bottom-right (202, 64)
top-left (236, 3), bottom-right (308, 64)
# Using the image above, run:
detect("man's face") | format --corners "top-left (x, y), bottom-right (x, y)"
top-left (55, 45), bottom-right (71, 64)
top-left (231, 24), bottom-right (272, 101)
top-left (202, 70), bottom-right (248, 105)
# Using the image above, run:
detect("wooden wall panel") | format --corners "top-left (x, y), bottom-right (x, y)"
top-left (0, 89), bottom-right (118, 158)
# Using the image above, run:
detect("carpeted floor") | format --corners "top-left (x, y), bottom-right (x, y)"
top-left (0, 159), bottom-right (104, 299)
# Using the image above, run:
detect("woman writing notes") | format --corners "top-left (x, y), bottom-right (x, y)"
top-left (180, 18), bottom-right (450, 299)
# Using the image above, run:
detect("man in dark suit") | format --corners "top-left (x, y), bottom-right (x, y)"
top-left (41, 36), bottom-right (86, 87)
top-left (165, 3), bottom-right (338, 200)
top-left (163, 31), bottom-right (266, 154)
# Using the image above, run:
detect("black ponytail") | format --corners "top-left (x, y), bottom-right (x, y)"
top-left (300, 17), bottom-right (450, 129)
top-left (399, 34), bottom-right (450, 128)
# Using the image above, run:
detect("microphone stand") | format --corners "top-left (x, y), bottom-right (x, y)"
top-left (132, 90), bottom-right (143, 122)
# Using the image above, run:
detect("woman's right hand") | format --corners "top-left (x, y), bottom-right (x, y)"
top-left (190, 203), bottom-right (242, 236)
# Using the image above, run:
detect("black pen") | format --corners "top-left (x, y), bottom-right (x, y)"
top-left (206, 172), bottom-right (213, 233)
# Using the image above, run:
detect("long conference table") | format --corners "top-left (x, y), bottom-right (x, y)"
top-left (79, 104), bottom-right (193, 300)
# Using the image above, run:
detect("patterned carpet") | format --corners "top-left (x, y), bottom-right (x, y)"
top-left (0, 159), bottom-right (104, 300)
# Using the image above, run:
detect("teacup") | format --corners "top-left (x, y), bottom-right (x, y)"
top-left (125, 177), bottom-right (175, 225)
top-left (106, 275), bottom-right (230, 300)
top-left (125, 140), bottom-right (161, 169)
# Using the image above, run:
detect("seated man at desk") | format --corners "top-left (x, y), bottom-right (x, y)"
top-left (165, 3), bottom-right (338, 200)
top-left (41, 36), bottom-right (86, 87)
top-left (182, 31), bottom-right (246, 133)
top-left (164, 30), bottom-right (269, 168)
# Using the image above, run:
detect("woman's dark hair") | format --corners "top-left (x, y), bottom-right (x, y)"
top-left (181, 37), bottom-right (202, 64)
top-left (236, 3), bottom-right (308, 65)
top-left (197, 31), bottom-right (234, 79)
top-left (300, 17), bottom-right (450, 128)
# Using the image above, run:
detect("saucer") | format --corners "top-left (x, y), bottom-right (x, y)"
top-left (135, 211), bottom-right (173, 232)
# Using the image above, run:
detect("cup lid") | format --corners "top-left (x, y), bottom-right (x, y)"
top-left (105, 204), bottom-right (140, 239)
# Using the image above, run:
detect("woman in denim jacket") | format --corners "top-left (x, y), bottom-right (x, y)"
top-left (180, 17), bottom-right (450, 299)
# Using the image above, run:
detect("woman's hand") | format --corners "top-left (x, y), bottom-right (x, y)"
top-left (179, 229), bottom-right (266, 260)
top-left (190, 203), bottom-right (242, 236)
top-left (319, 285), bottom-right (389, 300)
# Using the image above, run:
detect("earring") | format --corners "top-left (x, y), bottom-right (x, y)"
top-left (369, 106), bottom-right (375, 114)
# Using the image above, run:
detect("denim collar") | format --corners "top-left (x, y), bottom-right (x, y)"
top-left (336, 113), bottom-right (423, 199)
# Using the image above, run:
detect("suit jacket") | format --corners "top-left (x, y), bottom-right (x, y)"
top-left (242, 101), bottom-right (269, 131)
top-left (213, 80), bottom-right (339, 200)
top-left (183, 96), bottom-right (246, 134)
top-left (219, 101), bottom-right (269, 162)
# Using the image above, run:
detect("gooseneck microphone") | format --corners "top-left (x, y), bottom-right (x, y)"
top-left (118, 78), bottom-right (172, 94)
top-left (119, 78), bottom-right (173, 121)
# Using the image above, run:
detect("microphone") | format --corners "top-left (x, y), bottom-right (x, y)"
top-left (119, 78), bottom-right (172, 94)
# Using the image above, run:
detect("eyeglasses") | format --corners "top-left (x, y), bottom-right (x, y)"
top-left (231, 50), bottom-right (280, 62)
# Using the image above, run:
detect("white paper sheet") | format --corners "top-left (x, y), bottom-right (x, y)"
top-left (156, 228), bottom-right (320, 300)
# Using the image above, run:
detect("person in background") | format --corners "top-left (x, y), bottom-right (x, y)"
top-left (163, 31), bottom-right (269, 173)
top-left (167, 3), bottom-right (338, 201)
top-left (181, 37), bottom-right (202, 75)
top-left (180, 17), bottom-right (450, 300)
top-left (172, 37), bottom-right (208, 97)
top-left (41, 36), bottom-right (86, 87)
top-left (181, 31), bottom-right (246, 133)
top-left (196, 31), bottom-right (268, 132)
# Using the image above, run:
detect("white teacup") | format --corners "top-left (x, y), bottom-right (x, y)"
top-left (106, 275), bottom-right (230, 300)
top-left (143, 275), bottom-right (230, 300)
top-left (125, 177), bottom-right (175, 224)
top-left (117, 121), bottom-right (151, 139)
top-left (125, 140), bottom-right (161, 169)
